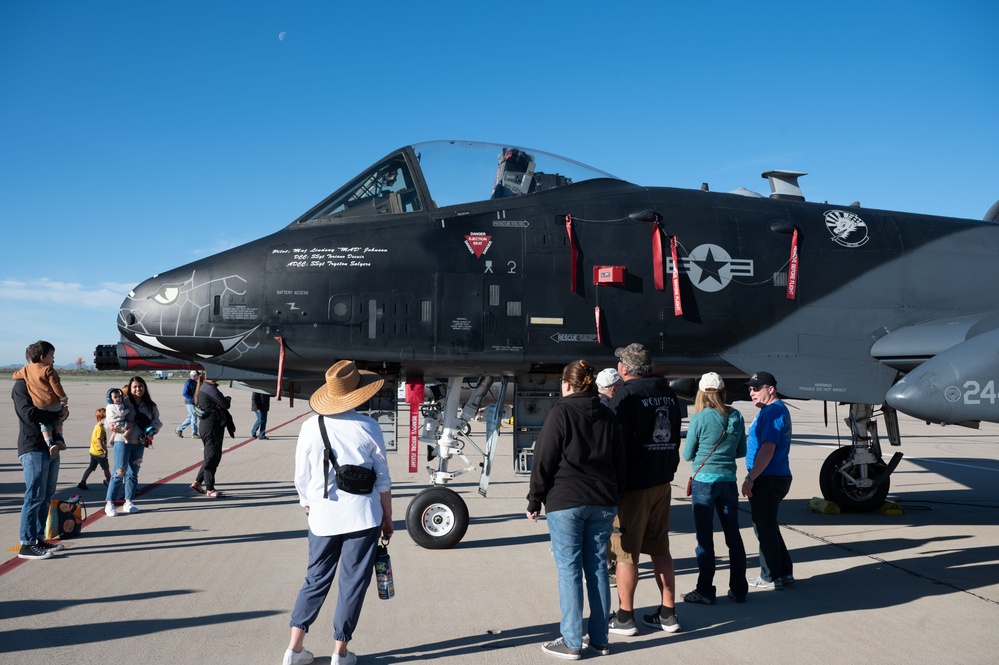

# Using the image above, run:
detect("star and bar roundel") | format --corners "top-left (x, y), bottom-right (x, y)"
top-left (667, 243), bottom-right (754, 292)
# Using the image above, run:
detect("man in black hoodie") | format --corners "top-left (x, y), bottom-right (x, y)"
top-left (13, 378), bottom-right (68, 560)
top-left (607, 342), bottom-right (682, 635)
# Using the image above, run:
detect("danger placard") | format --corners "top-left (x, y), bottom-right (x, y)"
top-left (464, 233), bottom-right (493, 258)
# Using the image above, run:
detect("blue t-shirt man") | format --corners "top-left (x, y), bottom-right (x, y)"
top-left (741, 370), bottom-right (794, 589)
top-left (746, 399), bottom-right (792, 476)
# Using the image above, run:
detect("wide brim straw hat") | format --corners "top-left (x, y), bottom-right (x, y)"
top-left (309, 360), bottom-right (385, 416)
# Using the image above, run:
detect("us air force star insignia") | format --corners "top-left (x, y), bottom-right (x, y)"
top-left (669, 244), bottom-right (754, 293)
top-left (824, 210), bottom-right (869, 248)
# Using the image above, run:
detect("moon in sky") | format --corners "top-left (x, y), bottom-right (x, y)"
top-left (278, 31), bottom-right (286, 41)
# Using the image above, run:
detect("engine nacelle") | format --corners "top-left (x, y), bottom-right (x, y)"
top-left (885, 327), bottom-right (999, 424)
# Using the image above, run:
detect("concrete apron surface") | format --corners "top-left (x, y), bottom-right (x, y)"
top-left (1, 379), bottom-right (999, 664)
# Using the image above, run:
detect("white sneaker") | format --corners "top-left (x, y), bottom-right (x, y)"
top-left (282, 648), bottom-right (314, 665)
top-left (105, 502), bottom-right (117, 517)
top-left (122, 501), bottom-right (139, 514)
top-left (332, 651), bottom-right (357, 665)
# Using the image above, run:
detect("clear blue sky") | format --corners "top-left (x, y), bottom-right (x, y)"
top-left (1, 1), bottom-right (997, 367)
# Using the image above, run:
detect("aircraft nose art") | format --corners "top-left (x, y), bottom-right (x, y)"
top-left (117, 270), bottom-right (256, 360)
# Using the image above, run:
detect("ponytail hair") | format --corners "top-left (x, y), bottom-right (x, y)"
top-left (562, 359), bottom-right (596, 394)
top-left (193, 372), bottom-right (207, 402)
top-left (693, 386), bottom-right (731, 415)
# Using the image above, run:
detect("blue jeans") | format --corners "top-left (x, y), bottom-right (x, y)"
top-left (19, 450), bottom-right (60, 544)
top-left (290, 526), bottom-right (379, 643)
top-left (748, 475), bottom-right (793, 581)
top-left (106, 441), bottom-right (145, 503)
top-left (251, 410), bottom-right (268, 437)
top-left (178, 403), bottom-right (199, 435)
top-left (691, 480), bottom-right (747, 599)
top-left (546, 505), bottom-right (616, 649)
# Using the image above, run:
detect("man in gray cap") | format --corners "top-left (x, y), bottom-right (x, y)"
top-left (606, 342), bottom-right (682, 635)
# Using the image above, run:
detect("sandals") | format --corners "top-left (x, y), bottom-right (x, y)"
top-left (192, 482), bottom-right (225, 497)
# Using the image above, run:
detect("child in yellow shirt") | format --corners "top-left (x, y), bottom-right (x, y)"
top-left (78, 407), bottom-right (110, 490)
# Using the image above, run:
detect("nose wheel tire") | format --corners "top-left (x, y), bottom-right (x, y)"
top-left (406, 487), bottom-right (469, 549)
top-left (819, 446), bottom-right (890, 512)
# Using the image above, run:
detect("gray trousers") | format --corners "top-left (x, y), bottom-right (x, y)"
top-left (289, 525), bottom-right (379, 643)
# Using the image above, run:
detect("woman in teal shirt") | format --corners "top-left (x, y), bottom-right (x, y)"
top-left (681, 372), bottom-right (748, 604)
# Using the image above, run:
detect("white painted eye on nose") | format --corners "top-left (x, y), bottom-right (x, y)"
top-left (153, 286), bottom-right (180, 305)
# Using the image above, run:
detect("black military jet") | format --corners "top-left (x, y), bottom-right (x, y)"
top-left (96, 140), bottom-right (999, 547)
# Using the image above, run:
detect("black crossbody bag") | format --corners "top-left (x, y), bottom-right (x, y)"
top-left (319, 417), bottom-right (377, 496)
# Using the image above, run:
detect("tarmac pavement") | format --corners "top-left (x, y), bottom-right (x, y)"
top-left (2, 378), bottom-right (999, 664)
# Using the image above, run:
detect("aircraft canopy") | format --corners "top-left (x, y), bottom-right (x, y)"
top-left (299, 141), bottom-right (618, 223)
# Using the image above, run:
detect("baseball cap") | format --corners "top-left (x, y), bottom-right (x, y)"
top-left (614, 343), bottom-right (652, 370)
top-left (699, 372), bottom-right (724, 391)
top-left (190, 370), bottom-right (199, 378)
top-left (744, 371), bottom-right (777, 389)
top-left (596, 368), bottom-right (621, 388)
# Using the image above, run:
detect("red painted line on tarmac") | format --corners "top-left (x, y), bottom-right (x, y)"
top-left (0, 411), bottom-right (310, 577)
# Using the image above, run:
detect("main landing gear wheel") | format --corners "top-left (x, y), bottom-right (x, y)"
top-left (819, 446), bottom-right (890, 512)
top-left (406, 487), bottom-right (469, 549)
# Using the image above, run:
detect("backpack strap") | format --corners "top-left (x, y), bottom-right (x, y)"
top-left (318, 417), bottom-right (341, 499)
top-left (692, 414), bottom-right (730, 480)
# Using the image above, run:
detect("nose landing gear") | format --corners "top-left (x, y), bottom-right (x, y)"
top-left (818, 403), bottom-right (902, 512)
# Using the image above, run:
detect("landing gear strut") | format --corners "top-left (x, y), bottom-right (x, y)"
top-left (818, 403), bottom-right (903, 511)
top-left (404, 376), bottom-right (503, 549)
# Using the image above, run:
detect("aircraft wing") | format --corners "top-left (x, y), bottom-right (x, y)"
top-left (718, 306), bottom-right (999, 427)
top-left (721, 351), bottom-right (899, 406)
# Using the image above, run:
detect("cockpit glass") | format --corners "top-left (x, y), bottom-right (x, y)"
top-left (414, 140), bottom-right (618, 208)
top-left (299, 141), bottom-right (618, 224)
top-left (306, 156), bottom-right (422, 221)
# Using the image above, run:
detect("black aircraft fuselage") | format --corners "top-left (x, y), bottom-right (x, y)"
top-left (96, 141), bottom-right (999, 518)
top-left (101, 141), bottom-right (999, 423)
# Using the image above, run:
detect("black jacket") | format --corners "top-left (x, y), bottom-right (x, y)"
top-left (250, 392), bottom-right (270, 412)
top-left (608, 376), bottom-right (681, 491)
top-left (197, 382), bottom-right (234, 437)
top-left (13, 379), bottom-right (62, 456)
top-left (527, 392), bottom-right (626, 514)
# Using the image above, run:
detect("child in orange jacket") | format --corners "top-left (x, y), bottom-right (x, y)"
top-left (12, 340), bottom-right (67, 458)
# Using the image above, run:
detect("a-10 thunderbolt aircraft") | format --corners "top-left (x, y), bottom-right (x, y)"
top-left (95, 140), bottom-right (999, 548)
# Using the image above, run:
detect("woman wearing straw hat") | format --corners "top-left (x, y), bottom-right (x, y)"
top-left (283, 360), bottom-right (393, 665)
top-left (680, 372), bottom-right (748, 605)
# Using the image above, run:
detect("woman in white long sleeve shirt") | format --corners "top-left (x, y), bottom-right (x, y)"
top-left (282, 361), bottom-right (393, 665)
